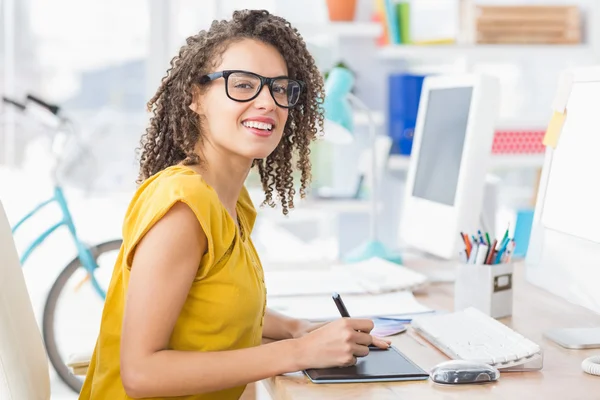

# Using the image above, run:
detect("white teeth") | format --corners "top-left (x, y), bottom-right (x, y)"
top-left (243, 121), bottom-right (273, 131)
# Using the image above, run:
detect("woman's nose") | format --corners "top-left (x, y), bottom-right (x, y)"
top-left (253, 85), bottom-right (276, 110)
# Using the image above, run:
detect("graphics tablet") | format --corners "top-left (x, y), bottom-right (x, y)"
top-left (304, 346), bottom-right (429, 384)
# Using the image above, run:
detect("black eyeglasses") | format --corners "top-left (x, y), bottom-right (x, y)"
top-left (199, 70), bottom-right (304, 108)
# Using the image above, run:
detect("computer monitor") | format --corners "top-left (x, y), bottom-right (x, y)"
top-left (399, 74), bottom-right (501, 260)
top-left (526, 66), bottom-right (600, 351)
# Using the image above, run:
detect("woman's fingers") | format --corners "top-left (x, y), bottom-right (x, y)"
top-left (352, 331), bottom-right (391, 349)
top-left (342, 355), bottom-right (357, 367)
top-left (352, 343), bottom-right (370, 358)
top-left (345, 318), bottom-right (375, 333)
top-left (352, 331), bottom-right (374, 346)
top-left (371, 336), bottom-right (392, 349)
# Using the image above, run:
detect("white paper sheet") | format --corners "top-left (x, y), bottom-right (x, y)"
top-left (542, 81), bottom-right (600, 244)
top-left (265, 270), bottom-right (367, 297)
top-left (551, 71), bottom-right (573, 113)
top-left (267, 291), bottom-right (432, 321)
top-left (264, 257), bottom-right (428, 297)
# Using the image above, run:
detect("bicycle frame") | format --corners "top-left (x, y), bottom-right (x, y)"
top-left (11, 185), bottom-right (106, 299)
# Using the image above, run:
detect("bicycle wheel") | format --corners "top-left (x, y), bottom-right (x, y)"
top-left (43, 239), bottom-right (122, 393)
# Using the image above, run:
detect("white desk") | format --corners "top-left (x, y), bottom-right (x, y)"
top-left (262, 259), bottom-right (600, 399)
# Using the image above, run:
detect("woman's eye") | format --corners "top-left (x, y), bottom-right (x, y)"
top-left (272, 85), bottom-right (286, 94)
top-left (234, 82), bottom-right (255, 89)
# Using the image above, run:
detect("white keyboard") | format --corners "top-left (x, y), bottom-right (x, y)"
top-left (412, 307), bottom-right (543, 369)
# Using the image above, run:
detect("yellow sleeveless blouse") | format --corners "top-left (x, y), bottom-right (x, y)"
top-left (79, 165), bottom-right (267, 400)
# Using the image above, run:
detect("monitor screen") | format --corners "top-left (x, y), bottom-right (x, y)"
top-left (412, 87), bottom-right (473, 206)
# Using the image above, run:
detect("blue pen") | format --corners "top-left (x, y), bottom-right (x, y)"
top-left (500, 236), bottom-right (510, 251)
top-left (478, 230), bottom-right (485, 244)
top-left (378, 317), bottom-right (413, 323)
top-left (495, 237), bottom-right (510, 264)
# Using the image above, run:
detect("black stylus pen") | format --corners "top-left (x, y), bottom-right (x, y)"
top-left (332, 292), bottom-right (350, 317)
top-left (332, 292), bottom-right (385, 351)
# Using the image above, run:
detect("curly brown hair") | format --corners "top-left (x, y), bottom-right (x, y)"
top-left (137, 9), bottom-right (324, 215)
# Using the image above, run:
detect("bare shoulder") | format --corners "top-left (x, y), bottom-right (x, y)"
top-left (157, 201), bottom-right (203, 233)
top-left (132, 201), bottom-right (207, 272)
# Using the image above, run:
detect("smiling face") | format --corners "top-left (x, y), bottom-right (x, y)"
top-left (192, 38), bottom-right (290, 162)
top-left (139, 10), bottom-right (325, 215)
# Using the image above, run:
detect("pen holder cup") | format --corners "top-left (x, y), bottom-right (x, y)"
top-left (454, 262), bottom-right (514, 319)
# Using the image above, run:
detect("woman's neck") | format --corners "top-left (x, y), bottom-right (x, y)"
top-left (192, 145), bottom-right (253, 211)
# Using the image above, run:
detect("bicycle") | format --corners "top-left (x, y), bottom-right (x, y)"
top-left (3, 94), bottom-right (123, 393)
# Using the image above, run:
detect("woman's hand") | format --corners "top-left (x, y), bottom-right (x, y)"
top-left (291, 320), bottom-right (328, 338)
top-left (294, 318), bottom-right (391, 370)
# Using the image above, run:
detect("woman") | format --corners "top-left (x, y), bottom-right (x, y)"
top-left (79, 9), bottom-right (389, 400)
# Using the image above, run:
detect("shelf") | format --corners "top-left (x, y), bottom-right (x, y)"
top-left (297, 22), bottom-right (383, 39)
top-left (352, 112), bottom-right (546, 130)
top-left (388, 153), bottom-right (545, 171)
top-left (378, 44), bottom-right (593, 60)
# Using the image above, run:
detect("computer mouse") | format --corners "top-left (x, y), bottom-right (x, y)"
top-left (429, 360), bottom-right (500, 385)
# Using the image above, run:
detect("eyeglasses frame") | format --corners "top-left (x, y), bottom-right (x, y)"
top-left (198, 69), bottom-right (305, 109)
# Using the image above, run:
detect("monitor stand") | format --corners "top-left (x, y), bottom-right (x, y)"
top-left (544, 327), bottom-right (600, 349)
top-left (404, 175), bottom-right (499, 283)
top-left (480, 174), bottom-right (499, 238)
top-left (544, 327), bottom-right (600, 376)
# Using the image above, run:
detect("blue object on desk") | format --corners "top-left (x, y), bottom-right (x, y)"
top-left (378, 310), bottom-right (440, 323)
top-left (513, 208), bottom-right (534, 257)
top-left (388, 73), bottom-right (426, 155)
top-left (372, 318), bottom-right (407, 337)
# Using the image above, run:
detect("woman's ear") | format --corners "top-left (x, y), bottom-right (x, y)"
top-left (188, 85), bottom-right (203, 115)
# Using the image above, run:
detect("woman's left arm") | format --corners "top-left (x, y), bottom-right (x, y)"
top-left (262, 308), bottom-right (327, 341)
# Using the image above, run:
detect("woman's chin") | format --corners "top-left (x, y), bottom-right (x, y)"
top-left (241, 147), bottom-right (279, 161)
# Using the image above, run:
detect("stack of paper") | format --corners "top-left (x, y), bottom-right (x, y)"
top-left (264, 258), bottom-right (432, 321)
top-left (267, 290), bottom-right (432, 321)
top-left (264, 257), bottom-right (427, 297)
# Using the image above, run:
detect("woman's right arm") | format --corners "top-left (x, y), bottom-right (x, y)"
top-left (120, 202), bottom-right (379, 399)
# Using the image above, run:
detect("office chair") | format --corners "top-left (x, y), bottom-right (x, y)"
top-left (0, 199), bottom-right (51, 399)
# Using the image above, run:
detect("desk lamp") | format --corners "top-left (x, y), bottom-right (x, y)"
top-left (323, 67), bottom-right (402, 264)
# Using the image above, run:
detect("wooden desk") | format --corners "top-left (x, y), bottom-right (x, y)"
top-left (262, 261), bottom-right (600, 399)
